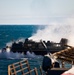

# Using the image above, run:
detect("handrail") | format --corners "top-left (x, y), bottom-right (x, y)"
top-left (8, 59), bottom-right (43, 75)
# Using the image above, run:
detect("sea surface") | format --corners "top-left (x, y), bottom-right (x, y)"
top-left (0, 25), bottom-right (72, 75)
top-left (0, 25), bottom-right (44, 75)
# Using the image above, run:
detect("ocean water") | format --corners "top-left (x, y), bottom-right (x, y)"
top-left (0, 25), bottom-right (43, 75)
top-left (0, 25), bottom-right (39, 48)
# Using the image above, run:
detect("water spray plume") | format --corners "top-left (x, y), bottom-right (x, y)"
top-left (29, 17), bottom-right (74, 46)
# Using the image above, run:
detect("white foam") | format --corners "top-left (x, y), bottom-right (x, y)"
top-left (25, 51), bottom-right (43, 59)
top-left (0, 50), bottom-right (25, 59)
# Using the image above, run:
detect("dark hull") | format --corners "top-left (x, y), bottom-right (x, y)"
top-left (10, 38), bottom-right (68, 55)
top-left (12, 48), bottom-right (65, 55)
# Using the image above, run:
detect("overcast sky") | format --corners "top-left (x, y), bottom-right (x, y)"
top-left (0, 0), bottom-right (74, 25)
